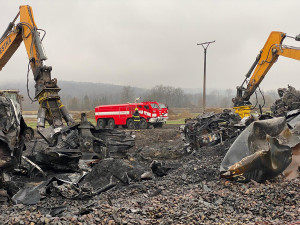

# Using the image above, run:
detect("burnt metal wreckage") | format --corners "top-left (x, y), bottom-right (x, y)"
top-left (0, 92), bottom-right (138, 203)
top-left (182, 86), bottom-right (300, 183)
top-left (181, 109), bottom-right (243, 152)
top-left (24, 113), bottom-right (136, 172)
top-left (221, 86), bottom-right (300, 182)
top-left (2, 86), bottom-right (300, 204)
top-left (0, 94), bottom-right (174, 205)
top-left (10, 158), bottom-right (175, 205)
top-left (220, 116), bottom-right (300, 183)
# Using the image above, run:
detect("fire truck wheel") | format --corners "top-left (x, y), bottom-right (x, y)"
top-left (140, 118), bottom-right (148, 129)
top-left (126, 118), bottom-right (134, 129)
top-left (107, 119), bottom-right (115, 129)
top-left (97, 119), bottom-right (106, 129)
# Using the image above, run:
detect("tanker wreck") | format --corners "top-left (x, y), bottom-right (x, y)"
top-left (221, 86), bottom-right (300, 183)
top-left (181, 109), bottom-right (242, 152)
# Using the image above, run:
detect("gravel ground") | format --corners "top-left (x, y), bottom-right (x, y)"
top-left (0, 124), bottom-right (299, 224)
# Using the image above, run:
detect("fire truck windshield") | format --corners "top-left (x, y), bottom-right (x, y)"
top-left (158, 103), bottom-right (167, 108)
top-left (150, 103), bottom-right (159, 108)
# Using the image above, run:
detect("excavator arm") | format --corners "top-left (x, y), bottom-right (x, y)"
top-left (0, 5), bottom-right (136, 175)
top-left (232, 31), bottom-right (300, 118)
top-left (0, 5), bottom-right (74, 144)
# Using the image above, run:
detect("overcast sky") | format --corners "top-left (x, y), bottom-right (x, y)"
top-left (2, 0), bottom-right (300, 91)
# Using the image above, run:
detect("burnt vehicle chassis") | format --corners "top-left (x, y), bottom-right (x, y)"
top-left (182, 110), bottom-right (242, 151)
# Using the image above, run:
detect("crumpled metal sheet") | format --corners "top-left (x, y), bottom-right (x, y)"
top-left (11, 159), bottom-right (148, 204)
top-left (10, 157), bottom-right (172, 204)
top-left (24, 140), bottom-right (82, 172)
top-left (12, 175), bottom-right (88, 204)
top-left (0, 95), bottom-right (34, 194)
top-left (220, 117), bottom-right (300, 182)
top-left (0, 96), bottom-right (22, 173)
top-left (283, 143), bottom-right (300, 180)
top-left (91, 129), bottom-right (135, 158)
top-left (35, 148), bottom-right (82, 172)
top-left (23, 127), bottom-right (135, 172)
top-left (0, 96), bottom-right (21, 149)
top-left (80, 158), bottom-right (145, 190)
top-left (12, 180), bottom-right (47, 205)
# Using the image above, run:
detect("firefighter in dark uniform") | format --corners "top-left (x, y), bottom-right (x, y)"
top-left (133, 108), bottom-right (140, 130)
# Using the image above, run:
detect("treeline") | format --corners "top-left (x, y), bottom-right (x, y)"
top-left (3, 80), bottom-right (281, 111)
top-left (61, 85), bottom-right (280, 111)
top-left (62, 85), bottom-right (192, 110)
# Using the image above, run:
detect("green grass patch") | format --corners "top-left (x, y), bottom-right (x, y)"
top-left (166, 118), bottom-right (185, 125)
top-left (25, 122), bottom-right (38, 129)
top-left (88, 118), bottom-right (96, 126)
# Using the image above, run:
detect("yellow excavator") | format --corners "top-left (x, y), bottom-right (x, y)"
top-left (0, 5), bottom-right (74, 144)
top-left (0, 5), bottom-right (134, 160)
top-left (0, 6), bottom-right (135, 194)
top-left (232, 31), bottom-right (300, 118)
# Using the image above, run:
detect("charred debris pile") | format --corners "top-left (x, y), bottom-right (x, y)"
top-left (181, 109), bottom-right (242, 151)
top-left (0, 112), bottom-right (177, 206)
top-left (1, 126), bottom-right (299, 224)
top-left (0, 87), bottom-right (299, 224)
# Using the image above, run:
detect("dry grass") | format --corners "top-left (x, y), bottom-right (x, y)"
top-left (72, 111), bottom-right (95, 120)
top-left (168, 111), bottom-right (195, 120)
top-left (168, 107), bottom-right (233, 121)
top-left (22, 111), bottom-right (38, 115)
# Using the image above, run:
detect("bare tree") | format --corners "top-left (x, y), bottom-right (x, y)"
top-left (144, 85), bottom-right (191, 107)
top-left (68, 97), bottom-right (80, 111)
top-left (121, 86), bottom-right (135, 103)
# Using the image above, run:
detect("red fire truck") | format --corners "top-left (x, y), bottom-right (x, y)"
top-left (95, 101), bottom-right (168, 129)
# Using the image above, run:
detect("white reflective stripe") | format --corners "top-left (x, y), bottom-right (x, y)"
top-left (95, 111), bottom-right (130, 116)
top-left (144, 111), bottom-right (151, 116)
top-left (152, 113), bottom-right (157, 117)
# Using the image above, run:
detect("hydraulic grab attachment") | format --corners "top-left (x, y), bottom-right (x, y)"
top-left (232, 31), bottom-right (300, 118)
top-left (0, 5), bottom-right (74, 144)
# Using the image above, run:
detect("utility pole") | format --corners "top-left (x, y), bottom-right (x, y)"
top-left (197, 40), bottom-right (215, 114)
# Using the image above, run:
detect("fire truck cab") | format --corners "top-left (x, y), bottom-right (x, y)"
top-left (95, 101), bottom-right (168, 129)
top-left (158, 102), bottom-right (168, 122)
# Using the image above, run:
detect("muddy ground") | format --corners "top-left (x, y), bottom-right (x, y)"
top-left (0, 124), bottom-right (299, 224)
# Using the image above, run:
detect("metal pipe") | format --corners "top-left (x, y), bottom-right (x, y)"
top-left (0, 12), bottom-right (20, 42)
top-left (203, 48), bottom-right (207, 113)
top-left (33, 28), bottom-right (47, 61)
top-left (245, 52), bottom-right (262, 79)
